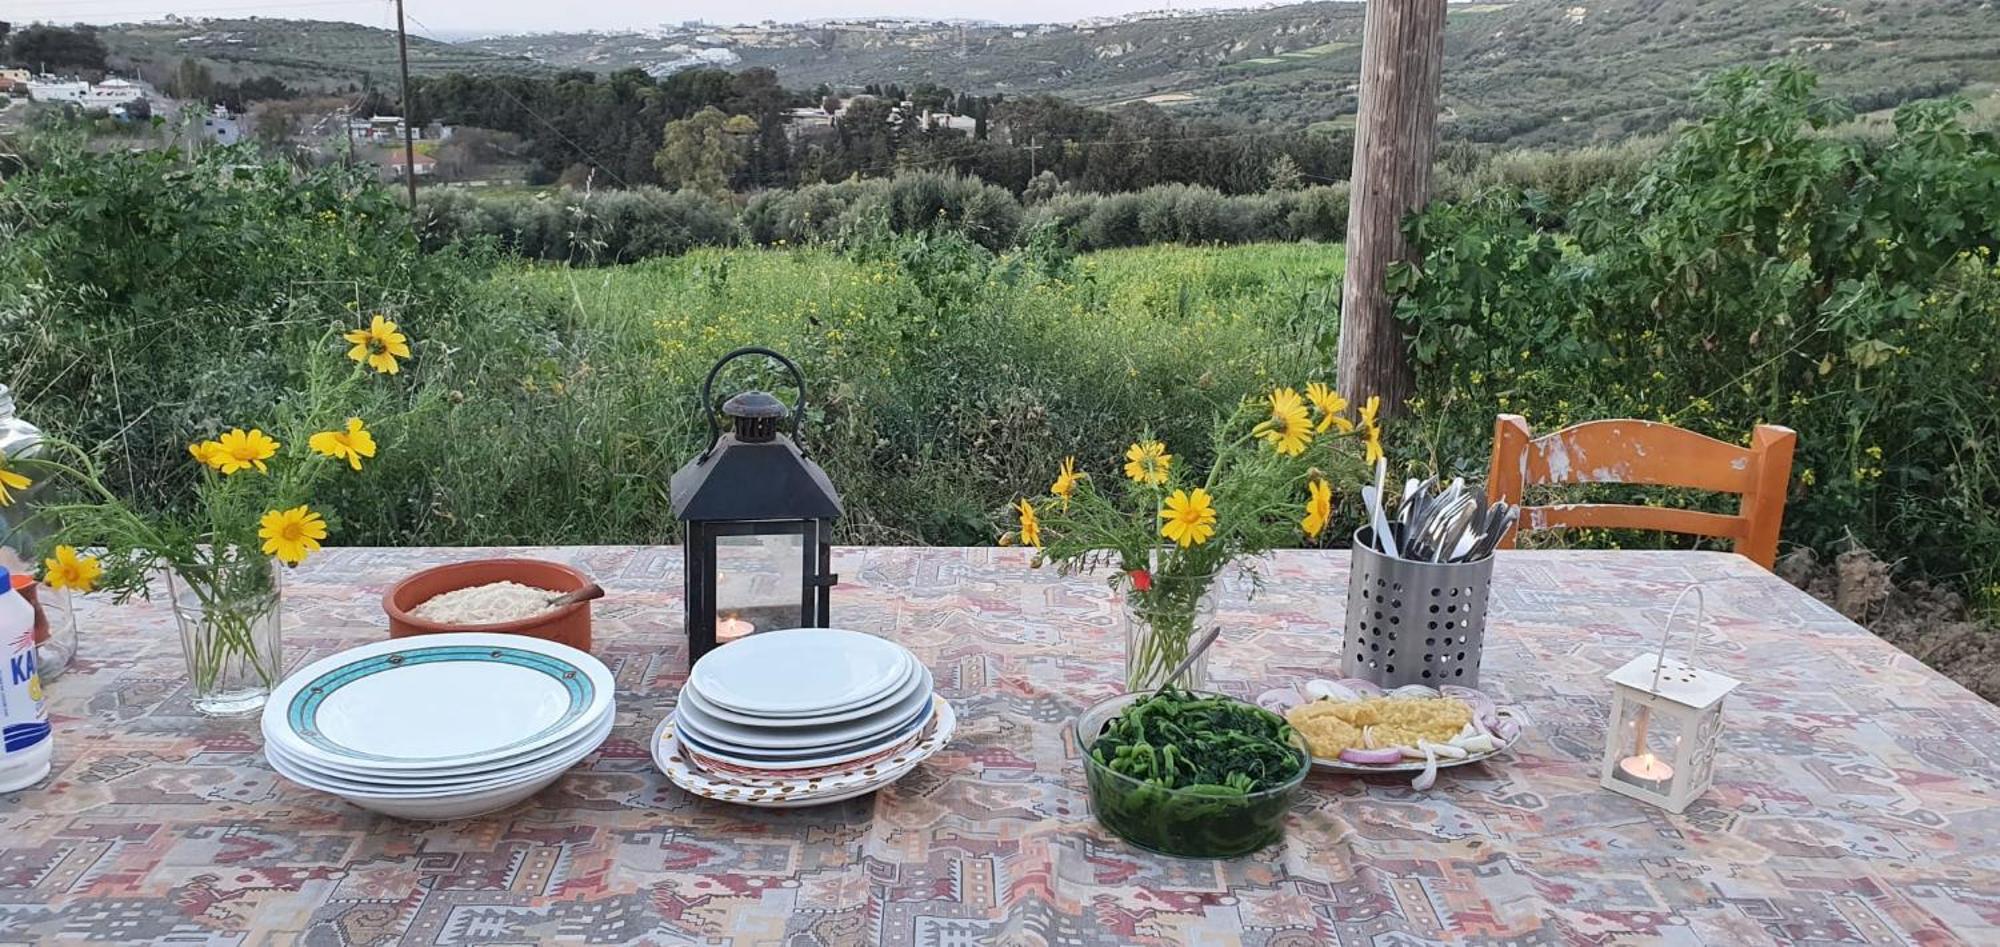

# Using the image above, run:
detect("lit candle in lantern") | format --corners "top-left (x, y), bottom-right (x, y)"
top-left (717, 614), bottom-right (755, 643)
top-left (1618, 751), bottom-right (1674, 790)
top-left (1616, 705), bottom-right (1675, 791)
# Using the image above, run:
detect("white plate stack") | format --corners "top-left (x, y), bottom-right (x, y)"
top-left (261, 632), bottom-right (615, 821)
top-left (656, 627), bottom-right (952, 807)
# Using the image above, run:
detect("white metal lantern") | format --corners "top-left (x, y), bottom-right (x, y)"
top-left (1599, 587), bottom-right (1741, 813)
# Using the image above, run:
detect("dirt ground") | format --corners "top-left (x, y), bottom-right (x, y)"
top-left (1777, 546), bottom-right (2000, 704)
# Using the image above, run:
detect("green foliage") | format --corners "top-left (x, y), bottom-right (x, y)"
top-left (1397, 62), bottom-right (2000, 592)
top-left (7, 25), bottom-right (109, 74)
top-left (417, 187), bottom-right (740, 263)
top-left (654, 107), bottom-right (753, 198)
top-left (0, 139), bottom-right (484, 530)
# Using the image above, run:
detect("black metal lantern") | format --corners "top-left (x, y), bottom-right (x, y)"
top-left (671, 348), bottom-right (841, 661)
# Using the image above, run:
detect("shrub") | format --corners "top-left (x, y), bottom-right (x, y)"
top-left (1397, 63), bottom-right (2000, 595)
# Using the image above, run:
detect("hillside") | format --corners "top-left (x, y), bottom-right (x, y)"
top-left (470, 0), bottom-right (2000, 144)
top-left (99, 18), bottom-right (542, 92)
top-left (87, 1), bottom-right (2000, 145)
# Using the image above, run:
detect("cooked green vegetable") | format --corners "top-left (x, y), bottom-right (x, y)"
top-left (1083, 690), bottom-right (1308, 857)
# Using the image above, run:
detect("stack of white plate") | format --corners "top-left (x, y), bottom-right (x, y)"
top-left (656, 627), bottom-right (952, 808)
top-left (261, 632), bottom-right (615, 820)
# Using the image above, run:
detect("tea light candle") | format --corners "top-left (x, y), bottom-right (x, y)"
top-left (1618, 751), bottom-right (1674, 791)
top-left (717, 614), bottom-right (755, 643)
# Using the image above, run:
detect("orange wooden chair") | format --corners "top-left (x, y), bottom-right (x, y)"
top-left (1485, 415), bottom-right (1797, 569)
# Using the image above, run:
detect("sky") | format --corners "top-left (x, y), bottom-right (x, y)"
top-left (7, 0), bottom-right (1270, 37)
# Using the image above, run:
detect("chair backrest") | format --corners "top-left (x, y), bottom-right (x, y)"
top-left (1485, 414), bottom-right (1796, 569)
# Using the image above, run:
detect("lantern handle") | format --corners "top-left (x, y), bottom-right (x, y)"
top-left (1648, 585), bottom-right (1706, 692)
top-left (698, 346), bottom-right (808, 456)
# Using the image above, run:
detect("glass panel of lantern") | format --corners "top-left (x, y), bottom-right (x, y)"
top-left (671, 348), bottom-right (841, 663)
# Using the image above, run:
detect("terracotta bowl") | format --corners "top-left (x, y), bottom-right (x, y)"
top-left (384, 558), bottom-right (594, 652)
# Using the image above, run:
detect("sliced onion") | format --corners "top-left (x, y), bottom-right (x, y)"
top-left (1422, 739), bottom-right (1469, 760)
top-left (1454, 733), bottom-right (1498, 754)
top-left (1339, 746), bottom-right (1406, 765)
top-left (1256, 687), bottom-right (1304, 712)
top-left (1411, 745), bottom-right (1440, 791)
top-left (1390, 684), bottom-right (1439, 699)
top-left (1303, 679), bottom-right (1361, 703)
top-left (1442, 685), bottom-right (1497, 722)
top-left (1341, 678), bottom-right (1385, 697)
top-left (1493, 716), bottom-right (1522, 743)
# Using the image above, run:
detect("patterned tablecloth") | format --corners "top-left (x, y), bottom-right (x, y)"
top-left (5, 546), bottom-right (1998, 945)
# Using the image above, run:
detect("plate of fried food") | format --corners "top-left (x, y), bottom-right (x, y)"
top-left (1256, 679), bottom-right (1525, 789)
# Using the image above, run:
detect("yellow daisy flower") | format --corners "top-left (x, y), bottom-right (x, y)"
top-left (1159, 487), bottom-right (1218, 548)
top-left (1123, 440), bottom-right (1172, 486)
top-left (188, 440), bottom-right (228, 470)
top-left (1301, 479), bottom-right (1334, 537)
top-left (1364, 421), bottom-right (1385, 465)
top-left (1306, 382), bottom-right (1353, 433)
top-left (260, 505), bottom-right (329, 566)
top-left (1252, 388), bottom-right (1313, 456)
top-left (1015, 499), bottom-right (1042, 548)
top-left (309, 418), bottom-right (378, 471)
top-left (213, 428), bottom-right (280, 475)
top-left (344, 314), bottom-right (413, 375)
top-left (0, 455), bottom-right (30, 506)
top-left (1359, 395), bottom-right (1381, 430)
top-left (42, 545), bottom-right (103, 594)
top-left (1050, 456), bottom-right (1084, 509)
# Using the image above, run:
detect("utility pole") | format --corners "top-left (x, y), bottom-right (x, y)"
top-left (1337, 0), bottom-right (1447, 416)
top-left (393, 0), bottom-right (418, 211)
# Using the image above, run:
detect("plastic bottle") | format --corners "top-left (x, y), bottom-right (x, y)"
top-left (0, 565), bottom-right (52, 792)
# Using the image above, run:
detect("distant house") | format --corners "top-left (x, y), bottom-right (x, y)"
top-left (25, 77), bottom-right (90, 103)
top-left (351, 115), bottom-right (410, 142)
top-left (84, 78), bottom-right (146, 109)
top-left (24, 75), bottom-right (149, 110)
top-left (382, 150), bottom-right (437, 180)
top-left (0, 68), bottom-right (29, 94)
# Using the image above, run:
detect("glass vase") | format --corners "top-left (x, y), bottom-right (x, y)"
top-left (35, 586), bottom-right (79, 683)
top-left (1121, 571), bottom-right (1219, 693)
top-left (167, 549), bottom-right (284, 717)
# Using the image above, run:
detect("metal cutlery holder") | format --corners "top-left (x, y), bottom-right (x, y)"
top-left (1342, 527), bottom-right (1495, 688)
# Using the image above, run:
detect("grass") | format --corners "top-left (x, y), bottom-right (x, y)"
top-left (421, 240), bottom-right (1345, 546)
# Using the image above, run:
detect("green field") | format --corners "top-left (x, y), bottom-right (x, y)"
top-left (418, 240), bottom-right (1347, 546)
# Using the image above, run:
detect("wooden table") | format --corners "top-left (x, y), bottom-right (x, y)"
top-left (7, 547), bottom-right (1996, 945)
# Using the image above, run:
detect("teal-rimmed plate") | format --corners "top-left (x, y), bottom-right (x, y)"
top-left (261, 632), bottom-right (614, 771)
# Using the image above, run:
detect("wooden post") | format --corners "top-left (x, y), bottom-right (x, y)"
top-left (1338, 0), bottom-right (1447, 415)
top-left (393, 0), bottom-right (418, 211)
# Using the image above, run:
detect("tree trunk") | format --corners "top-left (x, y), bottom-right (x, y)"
top-left (1338, 0), bottom-right (1447, 416)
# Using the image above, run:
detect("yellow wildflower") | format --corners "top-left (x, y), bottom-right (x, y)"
top-left (259, 505), bottom-right (329, 566)
top-left (0, 455), bottom-right (30, 506)
top-left (1301, 479), bottom-right (1333, 537)
top-left (213, 429), bottom-right (280, 475)
top-left (1015, 499), bottom-right (1042, 548)
top-left (188, 440), bottom-right (228, 470)
top-left (1252, 388), bottom-right (1314, 457)
top-left (1159, 487), bottom-right (1218, 548)
top-left (1364, 421), bottom-right (1385, 465)
top-left (344, 314), bottom-right (413, 375)
top-left (1050, 456), bottom-right (1084, 509)
top-left (1305, 382), bottom-right (1352, 433)
top-left (1358, 395), bottom-right (1381, 431)
top-left (42, 546), bottom-right (103, 594)
top-left (309, 418), bottom-right (378, 471)
top-left (1124, 440), bottom-right (1172, 486)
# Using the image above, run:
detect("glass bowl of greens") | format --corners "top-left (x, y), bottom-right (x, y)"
top-left (1076, 689), bottom-right (1311, 858)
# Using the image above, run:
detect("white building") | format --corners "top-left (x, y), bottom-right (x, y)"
top-left (24, 76), bottom-right (149, 111)
top-left (83, 78), bottom-right (145, 109)
top-left (24, 78), bottom-right (89, 103)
